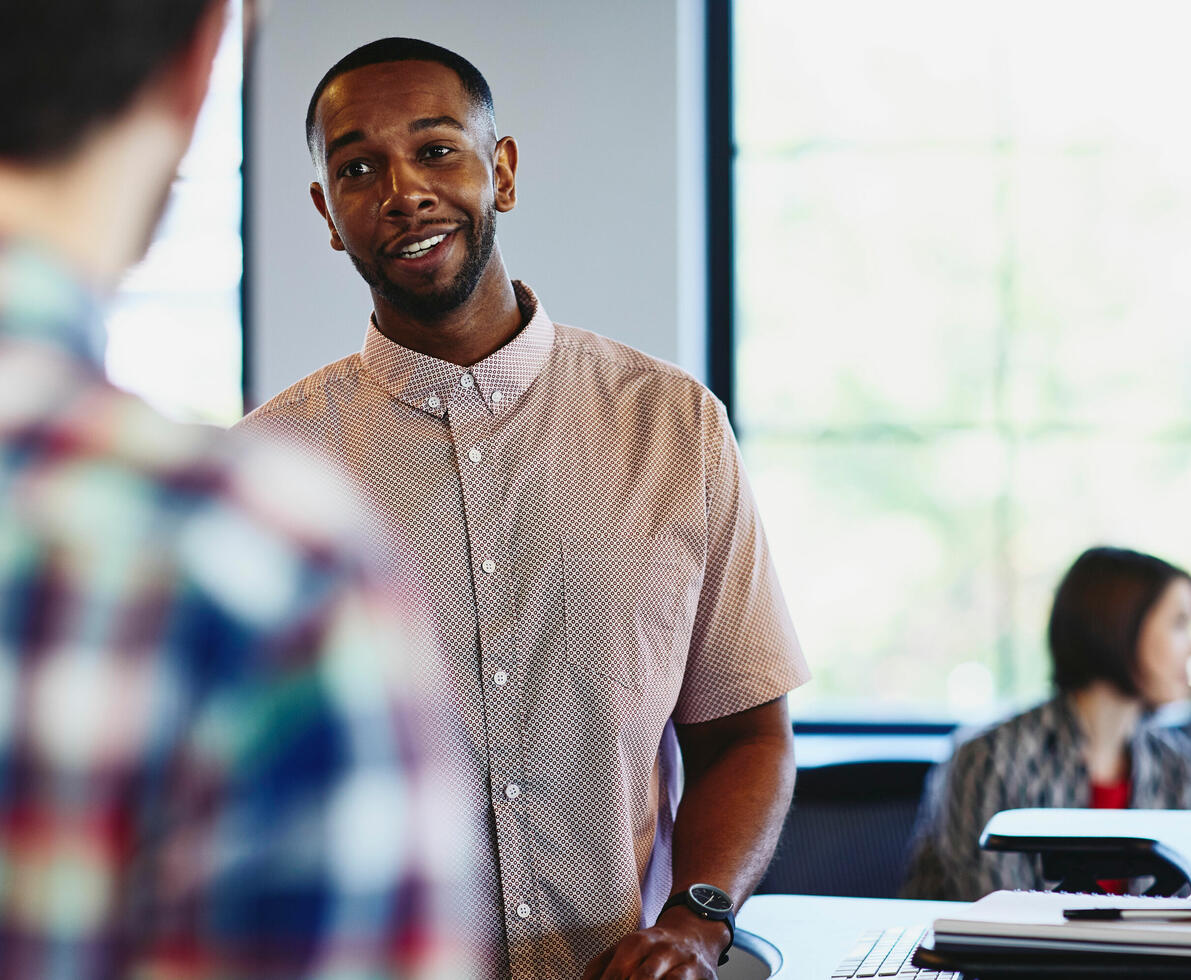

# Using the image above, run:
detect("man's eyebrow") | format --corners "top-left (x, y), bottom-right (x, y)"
top-left (409, 115), bottom-right (467, 134)
top-left (324, 129), bottom-right (366, 161)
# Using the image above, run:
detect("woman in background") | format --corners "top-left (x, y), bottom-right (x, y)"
top-left (902, 546), bottom-right (1191, 901)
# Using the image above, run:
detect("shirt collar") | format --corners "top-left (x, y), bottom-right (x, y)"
top-left (0, 239), bottom-right (106, 366)
top-left (359, 280), bottom-right (554, 418)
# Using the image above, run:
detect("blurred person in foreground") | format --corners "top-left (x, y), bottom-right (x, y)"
top-left (902, 545), bottom-right (1191, 901)
top-left (238, 37), bottom-right (808, 980)
top-left (0, 3), bottom-right (464, 977)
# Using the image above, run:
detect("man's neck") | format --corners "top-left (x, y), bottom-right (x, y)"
top-left (370, 257), bottom-right (525, 367)
top-left (0, 164), bottom-right (115, 290)
top-left (0, 109), bottom-right (181, 292)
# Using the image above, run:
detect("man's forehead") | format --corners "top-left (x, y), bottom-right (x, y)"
top-left (315, 60), bottom-right (474, 140)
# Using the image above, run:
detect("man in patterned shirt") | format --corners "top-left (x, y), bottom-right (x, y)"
top-left (0, 5), bottom-right (464, 978)
top-left (240, 37), bottom-right (810, 980)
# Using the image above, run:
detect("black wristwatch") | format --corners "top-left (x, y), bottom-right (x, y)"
top-left (658, 882), bottom-right (736, 965)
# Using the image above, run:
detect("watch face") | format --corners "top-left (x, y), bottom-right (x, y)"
top-left (690, 884), bottom-right (733, 913)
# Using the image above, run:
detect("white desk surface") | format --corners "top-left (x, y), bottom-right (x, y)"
top-left (731, 894), bottom-right (967, 980)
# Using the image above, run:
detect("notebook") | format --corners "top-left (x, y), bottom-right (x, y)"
top-left (931, 890), bottom-right (1191, 956)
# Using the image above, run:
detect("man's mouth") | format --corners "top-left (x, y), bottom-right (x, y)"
top-left (394, 232), bottom-right (448, 259)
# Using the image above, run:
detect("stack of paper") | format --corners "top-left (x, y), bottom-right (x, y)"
top-left (912, 890), bottom-right (1191, 978)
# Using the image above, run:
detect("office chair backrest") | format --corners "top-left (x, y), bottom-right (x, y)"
top-left (756, 760), bottom-right (932, 898)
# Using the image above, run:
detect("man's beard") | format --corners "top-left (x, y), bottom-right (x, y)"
top-left (349, 204), bottom-right (497, 320)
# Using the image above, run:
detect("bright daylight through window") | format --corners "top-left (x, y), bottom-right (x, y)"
top-left (734, 1), bottom-right (1191, 720)
top-left (106, 0), bottom-right (244, 426)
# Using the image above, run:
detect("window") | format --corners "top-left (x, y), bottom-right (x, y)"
top-left (732, 1), bottom-right (1191, 719)
top-left (105, 0), bottom-right (244, 426)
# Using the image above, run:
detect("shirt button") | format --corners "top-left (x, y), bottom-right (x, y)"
top-left (491, 390), bottom-right (504, 403)
top-left (468, 447), bottom-right (483, 463)
top-left (516, 902), bottom-right (532, 919)
top-left (504, 782), bottom-right (522, 800)
top-left (426, 395), bottom-right (441, 409)
top-left (482, 559), bottom-right (496, 574)
top-left (460, 373), bottom-right (475, 389)
top-left (493, 669), bottom-right (509, 686)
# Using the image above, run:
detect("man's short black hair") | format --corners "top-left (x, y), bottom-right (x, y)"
top-left (1048, 546), bottom-right (1189, 697)
top-left (305, 38), bottom-right (496, 158)
top-left (0, 0), bottom-right (216, 162)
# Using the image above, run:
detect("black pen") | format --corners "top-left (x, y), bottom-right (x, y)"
top-left (1063, 907), bottom-right (1191, 922)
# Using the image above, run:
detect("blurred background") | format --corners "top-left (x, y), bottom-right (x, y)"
top-left (110, 0), bottom-right (1191, 727)
top-left (734, 0), bottom-right (1191, 722)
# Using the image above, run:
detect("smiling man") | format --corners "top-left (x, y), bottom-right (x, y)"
top-left (239, 37), bottom-right (809, 980)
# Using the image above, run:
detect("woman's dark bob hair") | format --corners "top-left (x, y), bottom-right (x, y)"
top-left (1049, 546), bottom-right (1190, 697)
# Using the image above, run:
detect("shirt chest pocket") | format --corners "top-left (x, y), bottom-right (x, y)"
top-left (561, 535), bottom-right (699, 690)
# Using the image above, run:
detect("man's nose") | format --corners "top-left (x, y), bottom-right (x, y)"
top-left (381, 162), bottom-right (436, 215)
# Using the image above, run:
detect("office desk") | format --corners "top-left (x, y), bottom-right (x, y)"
top-left (726, 894), bottom-right (966, 980)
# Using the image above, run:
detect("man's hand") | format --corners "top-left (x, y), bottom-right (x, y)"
top-left (581, 907), bottom-right (729, 980)
top-left (583, 696), bottom-right (794, 979)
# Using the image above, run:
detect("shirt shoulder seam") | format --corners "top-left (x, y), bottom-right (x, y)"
top-left (251, 354), bottom-right (365, 417)
top-left (551, 328), bottom-right (703, 388)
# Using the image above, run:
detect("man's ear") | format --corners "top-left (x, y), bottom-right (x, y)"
top-left (494, 136), bottom-right (518, 213)
top-left (160, 0), bottom-right (229, 127)
top-left (310, 182), bottom-right (345, 251)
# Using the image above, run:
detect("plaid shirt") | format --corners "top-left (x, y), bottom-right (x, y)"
top-left (0, 241), bottom-right (466, 979)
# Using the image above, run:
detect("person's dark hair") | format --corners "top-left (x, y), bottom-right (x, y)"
top-left (1048, 546), bottom-right (1190, 697)
top-left (0, 0), bottom-right (216, 162)
top-left (305, 38), bottom-right (496, 157)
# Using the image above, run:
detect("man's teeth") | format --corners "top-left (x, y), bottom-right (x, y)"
top-left (398, 233), bottom-right (447, 258)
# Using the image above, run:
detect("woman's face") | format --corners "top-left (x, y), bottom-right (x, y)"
top-left (1135, 577), bottom-right (1191, 707)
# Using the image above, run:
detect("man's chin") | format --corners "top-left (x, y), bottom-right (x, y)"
top-left (375, 282), bottom-right (474, 321)
top-left (349, 244), bottom-right (486, 321)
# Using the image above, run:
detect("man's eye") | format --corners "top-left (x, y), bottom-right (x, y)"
top-left (423, 145), bottom-right (453, 160)
top-left (339, 161), bottom-right (373, 178)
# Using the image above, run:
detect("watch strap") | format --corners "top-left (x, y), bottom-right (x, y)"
top-left (658, 888), bottom-right (735, 966)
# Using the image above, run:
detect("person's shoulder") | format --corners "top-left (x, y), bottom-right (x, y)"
top-left (6, 369), bottom-right (362, 600)
top-left (46, 374), bottom-right (230, 505)
top-left (84, 383), bottom-right (366, 622)
top-left (951, 699), bottom-right (1058, 760)
top-left (1139, 719), bottom-right (1191, 763)
top-left (242, 353), bottom-right (365, 425)
top-left (552, 322), bottom-right (713, 398)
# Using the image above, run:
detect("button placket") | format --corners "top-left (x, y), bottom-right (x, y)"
top-left (447, 388), bottom-right (538, 928)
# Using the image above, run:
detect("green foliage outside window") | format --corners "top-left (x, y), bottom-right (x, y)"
top-left (735, 0), bottom-right (1191, 718)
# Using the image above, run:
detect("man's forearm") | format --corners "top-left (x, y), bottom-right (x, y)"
top-left (669, 729), bottom-right (796, 901)
top-left (582, 702), bottom-right (795, 978)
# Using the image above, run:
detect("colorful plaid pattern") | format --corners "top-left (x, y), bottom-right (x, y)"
top-left (240, 282), bottom-right (808, 980)
top-left (0, 240), bottom-right (466, 979)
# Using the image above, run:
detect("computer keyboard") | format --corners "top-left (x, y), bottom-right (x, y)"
top-left (829, 926), bottom-right (958, 980)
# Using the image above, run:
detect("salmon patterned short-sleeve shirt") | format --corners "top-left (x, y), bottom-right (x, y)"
top-left (239, 282), bottom-right (809, 980)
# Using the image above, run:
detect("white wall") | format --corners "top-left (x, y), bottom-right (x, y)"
top-left (247, 0), bottom-right (706, 406)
